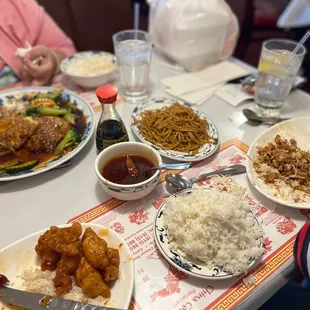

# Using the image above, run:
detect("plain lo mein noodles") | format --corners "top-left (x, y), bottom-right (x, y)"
top-left (133, 103), bottom-right (217, 155)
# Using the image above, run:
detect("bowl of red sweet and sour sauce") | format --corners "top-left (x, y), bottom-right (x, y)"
top-left (95, 142), bottom-right (162, 200)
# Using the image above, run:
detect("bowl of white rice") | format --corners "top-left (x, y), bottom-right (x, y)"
top-left (154, 187), bottom-right (264, 279)
top-left (60, 51), bottom-right (117, 88)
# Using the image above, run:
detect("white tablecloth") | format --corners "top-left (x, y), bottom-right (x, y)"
top-left (1, 55), bottom-right (310, 309)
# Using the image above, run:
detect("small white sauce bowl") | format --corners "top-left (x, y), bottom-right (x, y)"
top-left (95, 142), bottom-right (162, 201)
top-left (60, 51), bottom-right (117, 88)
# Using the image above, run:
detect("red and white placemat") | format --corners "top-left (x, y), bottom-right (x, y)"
top-left (68, 139), bottom-right (307, 310)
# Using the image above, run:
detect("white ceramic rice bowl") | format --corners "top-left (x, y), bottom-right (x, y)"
top-left (60, 51), bottom-right (117, 88)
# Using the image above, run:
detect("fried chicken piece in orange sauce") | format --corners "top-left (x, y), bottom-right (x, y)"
top-left (47, 222), bottom-right (82, 256)
top-left (58, 254), bottom-right (81, 274)
top-left (102, 247), bottom-right (120, 282)
top-left (81, 228), bottom-right (109, 270)
top-left (82, 227), bottom-right (103, 242)
top-left (35, 231), bottom-right (60, 271)
top-left (75, 257), bottom-right (110, 298)
top-left (102, 265), bottom-right (119, 283)
top-left (53, 265), bottom-right (72, 296)
top-left (53, 254), bottom-right (81, 296)
top-left (106, 247), bottom-right (120, 267)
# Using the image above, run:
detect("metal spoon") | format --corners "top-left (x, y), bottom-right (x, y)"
top-left (144, 162), bottom-right (191, 174)
top-left (243, 109), bottom-right (290, 125)
top-left (165, 165), bottom-right (246, 191)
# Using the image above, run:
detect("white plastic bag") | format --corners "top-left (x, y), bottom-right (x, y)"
top-left (148, 0), bottom-right (239, 71)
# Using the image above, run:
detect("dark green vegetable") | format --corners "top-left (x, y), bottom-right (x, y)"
top-left (5, 159), bottom-right (39, 174)
top-left (27, 107), bottom-right (41, 117)
top-left (0, 159), bottom-right (22, 171)
top-left (35, 87), bottom-right (64, 100)
top-left (36, 106), bottom-right (67, 116)
top-left (45, 87), bottom-right (64, 100)
top-left (54, 128), bottom-right (81, 155)
top-left (63, 112), bottom-right (75, 125)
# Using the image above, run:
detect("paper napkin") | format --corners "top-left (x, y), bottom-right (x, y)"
top-left (162, 60), bottom-right (251, 95)
top-left (161, 60), bottom-right (252, 105)
top-left (215, 84), bottom-right (253, 107)
top-left (166, 83), bottom-right (224, 105)
top-left (15, 42), bottom-right (32, 58)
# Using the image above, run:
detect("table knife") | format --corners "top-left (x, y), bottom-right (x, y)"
top-left (0, 285), bottom-right (126, 310)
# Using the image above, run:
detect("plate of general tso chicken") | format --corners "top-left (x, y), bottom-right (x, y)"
top-left (246, 117), bottom-right (310, 209)
top-left (0, 223), bottom-right (134, 309)
top-left (0, 86), bottom-right (95, 181)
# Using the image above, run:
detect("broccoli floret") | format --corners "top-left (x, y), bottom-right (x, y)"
top-left (54, 128), bottom-right (81, 155)
top-left (46, 87), bottom-right (64, 100)
top-left (63, 112), bottom-right (75, 124)
top-left (27, 107), bottom-right (41, 117)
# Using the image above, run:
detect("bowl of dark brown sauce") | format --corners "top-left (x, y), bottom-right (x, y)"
top-left (95, 142), bottom-right (162, 200)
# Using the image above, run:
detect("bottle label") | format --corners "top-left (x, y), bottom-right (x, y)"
top-left (102, 133), bottom-right (129, 146)
top-left (96, 118), bottom-right (129, 152)
top-left (96, 128), bottom-right (129, 152)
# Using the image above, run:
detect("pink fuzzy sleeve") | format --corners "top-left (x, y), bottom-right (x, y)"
top-left (31, 2), bottom-right (76, 57)
top-left (0, 0), bottom-right (76, 75)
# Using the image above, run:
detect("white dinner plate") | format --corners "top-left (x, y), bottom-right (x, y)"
top-left (246, 117), bottom-right (310, 209)
top-left (154, 188), bottom-right (262, 280)
top-left (0, 87), bottom-right (95, 182)
top-left (131, 97), bottom-right (219, 162)
top-left (0, 223), bottom-right (134, 309)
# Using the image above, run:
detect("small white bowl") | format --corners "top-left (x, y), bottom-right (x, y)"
top-left (60, 51), bottom-right (117, 88)
top-left (95, 142), bottom-right (162, 201)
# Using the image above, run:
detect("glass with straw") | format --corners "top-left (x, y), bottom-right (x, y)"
top-left (254, 35), bottom-right (308, 117)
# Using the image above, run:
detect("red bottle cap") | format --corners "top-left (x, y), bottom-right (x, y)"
top-left (95, 85), bottom-right (118, 103)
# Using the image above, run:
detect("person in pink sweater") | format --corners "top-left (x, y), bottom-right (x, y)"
top-left (0, 0), bottom-right (76, 86)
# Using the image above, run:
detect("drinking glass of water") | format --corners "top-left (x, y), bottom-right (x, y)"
top-left (113, 30), bottom-right (152, 104)
top-left (255, 39), bottom-right (306, 117)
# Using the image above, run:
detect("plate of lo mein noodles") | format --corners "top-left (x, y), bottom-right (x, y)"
top-left (131, 98), bottom-right (219, 162)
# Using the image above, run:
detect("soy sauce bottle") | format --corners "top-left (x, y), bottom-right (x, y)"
top-left (95, 85), bottom-right (129, 153)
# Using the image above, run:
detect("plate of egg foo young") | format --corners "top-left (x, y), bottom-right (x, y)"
top-left (0, 86), bottom-right (95, 181)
